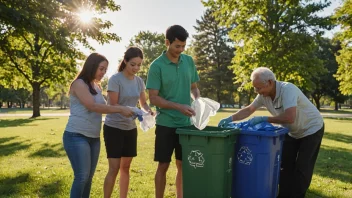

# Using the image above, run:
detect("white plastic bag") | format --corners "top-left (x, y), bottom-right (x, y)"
top-left (127, 107), bottom-right (156, 132)
top-left (191, 97), bottom-right (220, 130)
top-left (139, 112), bottom-right (156, 132)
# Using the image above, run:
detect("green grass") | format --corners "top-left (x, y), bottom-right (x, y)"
top-left (0, 111), bottom-right (351, 197)
top-left (0, 108), bottom-right (70, 114)
top-left (320, 108), bottom-right (352, 114)
top-left (1, 106), bottom-right (351, 115)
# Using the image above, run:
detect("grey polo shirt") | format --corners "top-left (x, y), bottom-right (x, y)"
top-left (252, 81), bottom-right (324, 139)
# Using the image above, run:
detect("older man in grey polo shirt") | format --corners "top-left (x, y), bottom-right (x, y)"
top-left (218, 67), bottom-right (324, 197)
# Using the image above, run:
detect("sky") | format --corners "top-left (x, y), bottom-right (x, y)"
top-left (82, 0), bottom-right (342, 78)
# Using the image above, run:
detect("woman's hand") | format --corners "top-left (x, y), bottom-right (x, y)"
top-left (119, 106), bottom-right (135, 117)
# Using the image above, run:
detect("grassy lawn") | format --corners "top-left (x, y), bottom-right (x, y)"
top-left (0, 111), bottom-right (351, 197)
top-left (319, 108), bottom-right (352, 114)
top-left (1, 106), bottom-right (351, 115)
top-left (0, 108), bottom-right (70, 114)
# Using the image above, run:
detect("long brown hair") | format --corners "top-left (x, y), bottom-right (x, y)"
top-left (118, 47), bottom-right (143, 72)
top-left (73, 53), bottom-right (108, 95)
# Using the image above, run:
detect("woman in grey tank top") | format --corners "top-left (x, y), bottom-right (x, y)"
top-left (103, 47), bottom-right (154, 198)
top-left (63, 53), bottom-right (135, 198)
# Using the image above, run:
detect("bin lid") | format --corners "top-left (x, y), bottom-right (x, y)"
top-left (241, 127), bottom-right (289, 137)
top-left (176, 125), bottom-right (240, 137)
top-left (226, 121), bottom-right (289, 137)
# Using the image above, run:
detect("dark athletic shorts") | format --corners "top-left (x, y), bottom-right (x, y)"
top-left (154, 125), bottom-right (182, 163)
top-left (103, 124), bottom-right (137, 158)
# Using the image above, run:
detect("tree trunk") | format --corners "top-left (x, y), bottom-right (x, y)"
top-left (238, 93), bottom-right (242, 109)
top-left (247, 92), bottom-right (252, 106)
top-left (32, 82), bottom-right (41, 117)
top-left (312, 95), bottom-right (321, 111)
top-left (334, 101), bottom-right (338, 111)
top-left (216, 90), bottom-right (221, 104)
top-left (60, 95), bottom-right (64, 109)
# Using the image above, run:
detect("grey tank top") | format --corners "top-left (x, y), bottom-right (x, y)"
top-left (65, 80), bottom-right (106, 138)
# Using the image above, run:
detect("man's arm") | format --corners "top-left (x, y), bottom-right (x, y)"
top-left (231, 103), bottom-right (257, 121)
top-left (139, 90), bottom-right (155, 114)
top-left (191, 82), bottom-right (200, 100)
top-left (148, 89), bottom-right (195, 117)
top-left (268, 107), bottom-right (296, 124)
top-left (218, 103), bottom-right (258, 127)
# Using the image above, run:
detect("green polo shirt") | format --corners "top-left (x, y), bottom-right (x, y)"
top-left (146, 51), bottom-right (200, 128)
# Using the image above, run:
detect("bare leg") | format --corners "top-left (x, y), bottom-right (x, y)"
top-left (155, 162), bottom-right (170, 198)
top-left (176, 160), bottom-right (183, 198)
top-left (119, 157), bottom-right (133, 198)
top-left (104, 158), bottom-right (121, 198)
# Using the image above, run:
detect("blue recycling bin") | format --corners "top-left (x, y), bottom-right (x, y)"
top-left (231, 124), bottom-right (289, 198)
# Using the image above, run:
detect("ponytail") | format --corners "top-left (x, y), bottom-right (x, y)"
top-left (118, 60), bottom-right (126, 72)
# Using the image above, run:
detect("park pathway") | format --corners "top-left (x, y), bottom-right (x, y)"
top-left (0, 113), bottom-right (351, 118)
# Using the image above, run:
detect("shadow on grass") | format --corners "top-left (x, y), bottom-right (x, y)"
top-left (38, 180), bottom-right (63, 197)
top-left (0, 137), bottom-right (31, 156)
top-left (320, 109), bottom-right (352, 114)
top-left (0, 117), bottom-right (58, 128)
top-left (0, 173), bottom-right (30, 196)
top-left (0, 136), bottom-right (18, 144)
top-left (314, 145), bottom-right (352, 184)
top-left (323, 117), bottom-right (352, 121)
top-left (323, 131), bottom-right (352, 145)
top-left (29, 143), bottom-right (65, 158)
top-left (306, 189), bottom-right (325, 198)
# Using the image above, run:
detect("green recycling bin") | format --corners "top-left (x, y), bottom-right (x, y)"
top-left (176, 126), bottom-right (240, 198)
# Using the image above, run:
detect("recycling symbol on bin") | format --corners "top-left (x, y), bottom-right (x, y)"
top-left (188, 150), bottom-right (205, 169)
top-left (237, 146), bottom-right (253, 165)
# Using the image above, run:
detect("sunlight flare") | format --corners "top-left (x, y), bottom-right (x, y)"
top-left (78, 10), bottom-right (94, 24)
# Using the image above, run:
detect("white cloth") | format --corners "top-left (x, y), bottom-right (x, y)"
top-left (191, 97), bottom-right (220, 130)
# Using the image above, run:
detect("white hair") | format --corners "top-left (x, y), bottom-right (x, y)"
top-left (250, 67), bottom-right (276, 84)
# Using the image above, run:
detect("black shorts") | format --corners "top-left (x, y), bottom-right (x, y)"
top-left (154, 125), bottom-right (182, 163)
top-left (103, 124), bottom-right (137, 158)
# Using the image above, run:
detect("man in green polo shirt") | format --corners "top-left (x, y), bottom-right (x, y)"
top-left (146, 25), bottom-right (200, 198)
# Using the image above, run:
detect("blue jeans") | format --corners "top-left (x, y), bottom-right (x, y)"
top-left (63, 131), bottom-right (100, 198)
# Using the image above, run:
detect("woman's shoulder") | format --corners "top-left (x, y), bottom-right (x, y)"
top-left (135, 75), bottom-right (143, 81)
top-left (71, 79), bottom-right (88, 90)
top-left (109, 72), bottom-right (124, 82)
top-left (69, 79), bottom-right (88, 95)
top-left (135, 76), bottom-right (146, 84)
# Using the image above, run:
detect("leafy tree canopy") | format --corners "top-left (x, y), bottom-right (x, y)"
top-left (334, 0), bottom-right (352, 95)
top-left (203, 0), bottom-right (333, 91)
top-left (129, 31), bottom-right (165, 81)
top-left (0, 0), bottom-right (122, 117)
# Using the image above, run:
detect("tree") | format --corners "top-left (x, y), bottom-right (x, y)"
top-left (0, 0), bottom-right (121, 117)
top-left (334, 0), bottom-right (352, 95)
top-left (100, 76), bottom-right (108, 99)
top-left (129, 31), bottom-right (165, 81)
top-left (192, 8), bottom-right (236, 103)
top-left (0, 0), bottom-right (120, 52)
top-left (13, 88), bottom-right (31, 108)
top-left (203, 0), bottom-right (333, 92)
top-left (311, 38), bottom-right (347, 110)
top-left (0, 86), bottom-right (15, 108)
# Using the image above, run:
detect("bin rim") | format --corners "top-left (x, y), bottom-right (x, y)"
top-left (176, 126), bottom-right (240, 137)
top-left (239, 127), bottom-right (289, 137)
